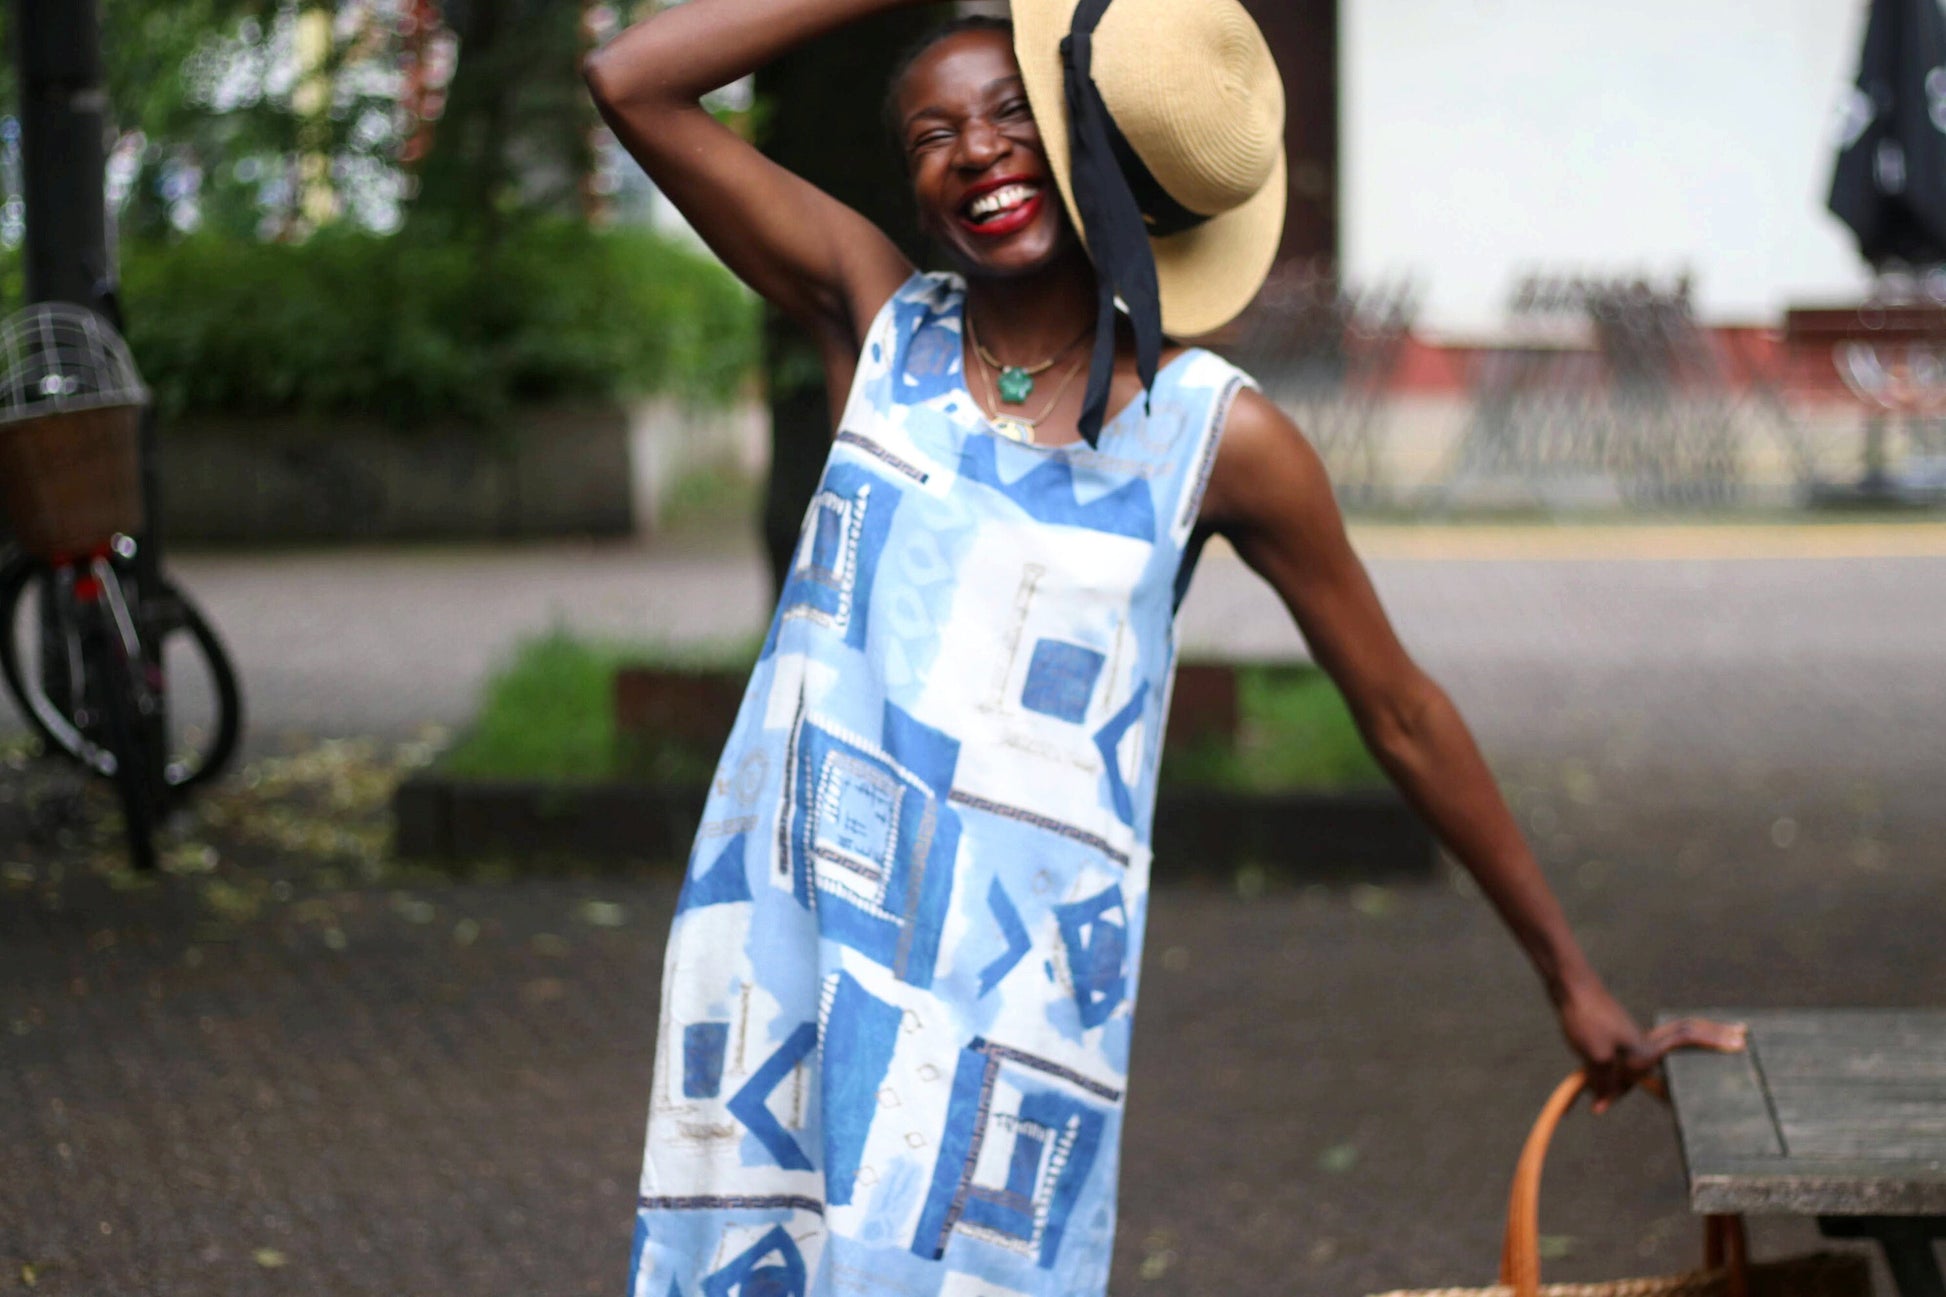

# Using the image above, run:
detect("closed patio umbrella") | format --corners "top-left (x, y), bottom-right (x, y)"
top-left (1829, 0), bottom-right (1946, 265)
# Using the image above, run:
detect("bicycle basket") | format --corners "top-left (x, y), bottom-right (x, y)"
top-left (0, 303), bottom-right (149, 559)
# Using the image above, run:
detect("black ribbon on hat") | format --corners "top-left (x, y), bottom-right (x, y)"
top-left (1059, 0), bottom-right (1212, 446)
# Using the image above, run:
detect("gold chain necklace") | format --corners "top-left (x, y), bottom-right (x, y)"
top-left (965, 311), bottom-right (1092, 405)
top-left (973, 346), bottom-right (1088, 444)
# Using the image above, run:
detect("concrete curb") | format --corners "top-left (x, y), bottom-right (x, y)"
top-left (393, 774), bottom-right (1437, 881)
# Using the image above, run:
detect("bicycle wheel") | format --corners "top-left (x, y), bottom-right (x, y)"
top-left (141, 577), bottom-right (243, 792)
top-left (86, 597), bottom-right (159, 872)
top-left (0, 553), bottom-right (90, 766)
top-left (0, 552), bottom-right (242, 795)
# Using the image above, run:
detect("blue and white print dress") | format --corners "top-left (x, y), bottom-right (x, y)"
top-left (631, 271), bottom-right (1250, 1297)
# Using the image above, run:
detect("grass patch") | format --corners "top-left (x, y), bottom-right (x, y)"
top-left (437, 633), bottom-right (756, 784)
top-left (439, 636), bottom-right (1381, 792)
top-left (437, 633), bottom-right (630, 783)
top-left (1160, 665), bottom-right (1383, 792)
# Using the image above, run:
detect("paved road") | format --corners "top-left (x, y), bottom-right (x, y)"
top-left (5, 523), bottom-right (1943, 1296)
top-left (4, 764), bottom-right (1938, 1297)
top-left (96, 525), bottom-right (1946, 805)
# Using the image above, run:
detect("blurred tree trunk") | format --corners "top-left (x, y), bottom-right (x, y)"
top-left (755, 11), bottom-right (935, 597)
top-left (411, 0), bottom-right (593, 240)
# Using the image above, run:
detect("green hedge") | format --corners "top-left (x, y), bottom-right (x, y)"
top-left (103, 222), bottom-right (758, 427)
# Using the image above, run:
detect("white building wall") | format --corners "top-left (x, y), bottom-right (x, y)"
top-left (1342, 0), bottom-right (1876, 332)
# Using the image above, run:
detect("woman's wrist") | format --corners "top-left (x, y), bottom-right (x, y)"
top-left (1540, 942), bottom-right (1602, 1006)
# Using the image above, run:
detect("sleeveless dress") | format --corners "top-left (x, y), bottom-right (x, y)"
top-left (631, 270), bottom-right (1251, 1297)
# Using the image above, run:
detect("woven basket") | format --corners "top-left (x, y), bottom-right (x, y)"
top-left (0, 404), bottom-right (145, 559)
top-left (1368, 1073), bottom-right (1874, 1297)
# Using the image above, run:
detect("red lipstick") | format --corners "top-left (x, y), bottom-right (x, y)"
top-left (956, 175), bottom-right (1047, 239)
top-left (960, 191), bottom-right (1043, 238)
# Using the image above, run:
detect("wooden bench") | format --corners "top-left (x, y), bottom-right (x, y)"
top-left (1662, 1009), bottom-right (1946, 1297)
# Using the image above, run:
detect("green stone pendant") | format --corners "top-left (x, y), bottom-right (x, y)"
top-left (996, 365), bottom-right (1034, 404)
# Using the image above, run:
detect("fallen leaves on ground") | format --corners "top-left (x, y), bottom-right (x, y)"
top-left (1, 730), bottom-right (453, 947)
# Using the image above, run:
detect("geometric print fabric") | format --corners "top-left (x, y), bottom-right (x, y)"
top-left (633, 272), bottom-right (1252, 1297)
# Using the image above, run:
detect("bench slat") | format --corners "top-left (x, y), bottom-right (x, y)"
top-left (1659, 1009), bottom-right (1946, 1216)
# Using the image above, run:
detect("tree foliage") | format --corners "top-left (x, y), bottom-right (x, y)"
top-left (4, 0), bottom-right (594, 241)
top-left (1, 1), bottom-right (759, 425)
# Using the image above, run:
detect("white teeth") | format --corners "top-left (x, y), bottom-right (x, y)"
top-left (967, 183), bottom-right (1038, 220)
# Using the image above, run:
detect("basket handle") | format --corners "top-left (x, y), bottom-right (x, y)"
top-left (1497, 1070), bottom-right (1750, 1297)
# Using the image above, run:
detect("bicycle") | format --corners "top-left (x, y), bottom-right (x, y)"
top-left (0, 538), bottom-right (242, 869)
top-left (0, 303), bottom-right (242, 870)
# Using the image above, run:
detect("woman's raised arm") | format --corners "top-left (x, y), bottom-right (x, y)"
top-left (583, 0), bottom-right (923, 354)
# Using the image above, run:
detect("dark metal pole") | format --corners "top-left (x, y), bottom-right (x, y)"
top-left (12, 0), bottom-right (113, 310)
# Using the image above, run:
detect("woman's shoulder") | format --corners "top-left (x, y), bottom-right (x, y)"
top-left (1159, 342), bottom-right (1259, 400)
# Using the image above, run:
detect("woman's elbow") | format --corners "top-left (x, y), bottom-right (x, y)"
top-left (582, 48), bottom-right (622, 109)
top-left (582, 37), bottom-right (673, 114)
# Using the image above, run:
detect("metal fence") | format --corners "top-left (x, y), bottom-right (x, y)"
top-left (1224, 265), bottom-right (1829, 512)
top-left (1219, 261), bottom-right (1420, 506)
top-left (1437, 272), bottom-right (1754, 508)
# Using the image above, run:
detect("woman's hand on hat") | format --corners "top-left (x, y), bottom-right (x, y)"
top-left (1556, 978), bottom-right (1748, 1114)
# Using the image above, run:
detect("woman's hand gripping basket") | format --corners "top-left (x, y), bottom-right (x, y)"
top-left (1368, 1071), bottom-right (1875, 1297)
top-left (0, 303), bottom-right (149, 560)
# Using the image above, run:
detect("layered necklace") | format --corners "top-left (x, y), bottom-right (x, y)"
top-left (964, 311), bottom-right (1092, 444)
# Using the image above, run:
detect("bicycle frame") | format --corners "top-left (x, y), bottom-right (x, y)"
top-left (27, 542), bottom-right (152, 781)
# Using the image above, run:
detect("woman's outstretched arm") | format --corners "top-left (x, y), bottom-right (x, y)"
top-left (584, 0), bottom-right (922, 356)
top-left (1200, 390), bottom-right (1743, 1107)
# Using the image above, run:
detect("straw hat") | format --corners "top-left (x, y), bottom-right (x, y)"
top-left (1011, 0), bottom-right (1287, 337)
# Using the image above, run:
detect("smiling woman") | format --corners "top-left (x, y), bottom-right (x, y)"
top-left (891, 23), bottom-right (1063, 257)
top-left (583, 2), bottom-right (1718, 1294)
